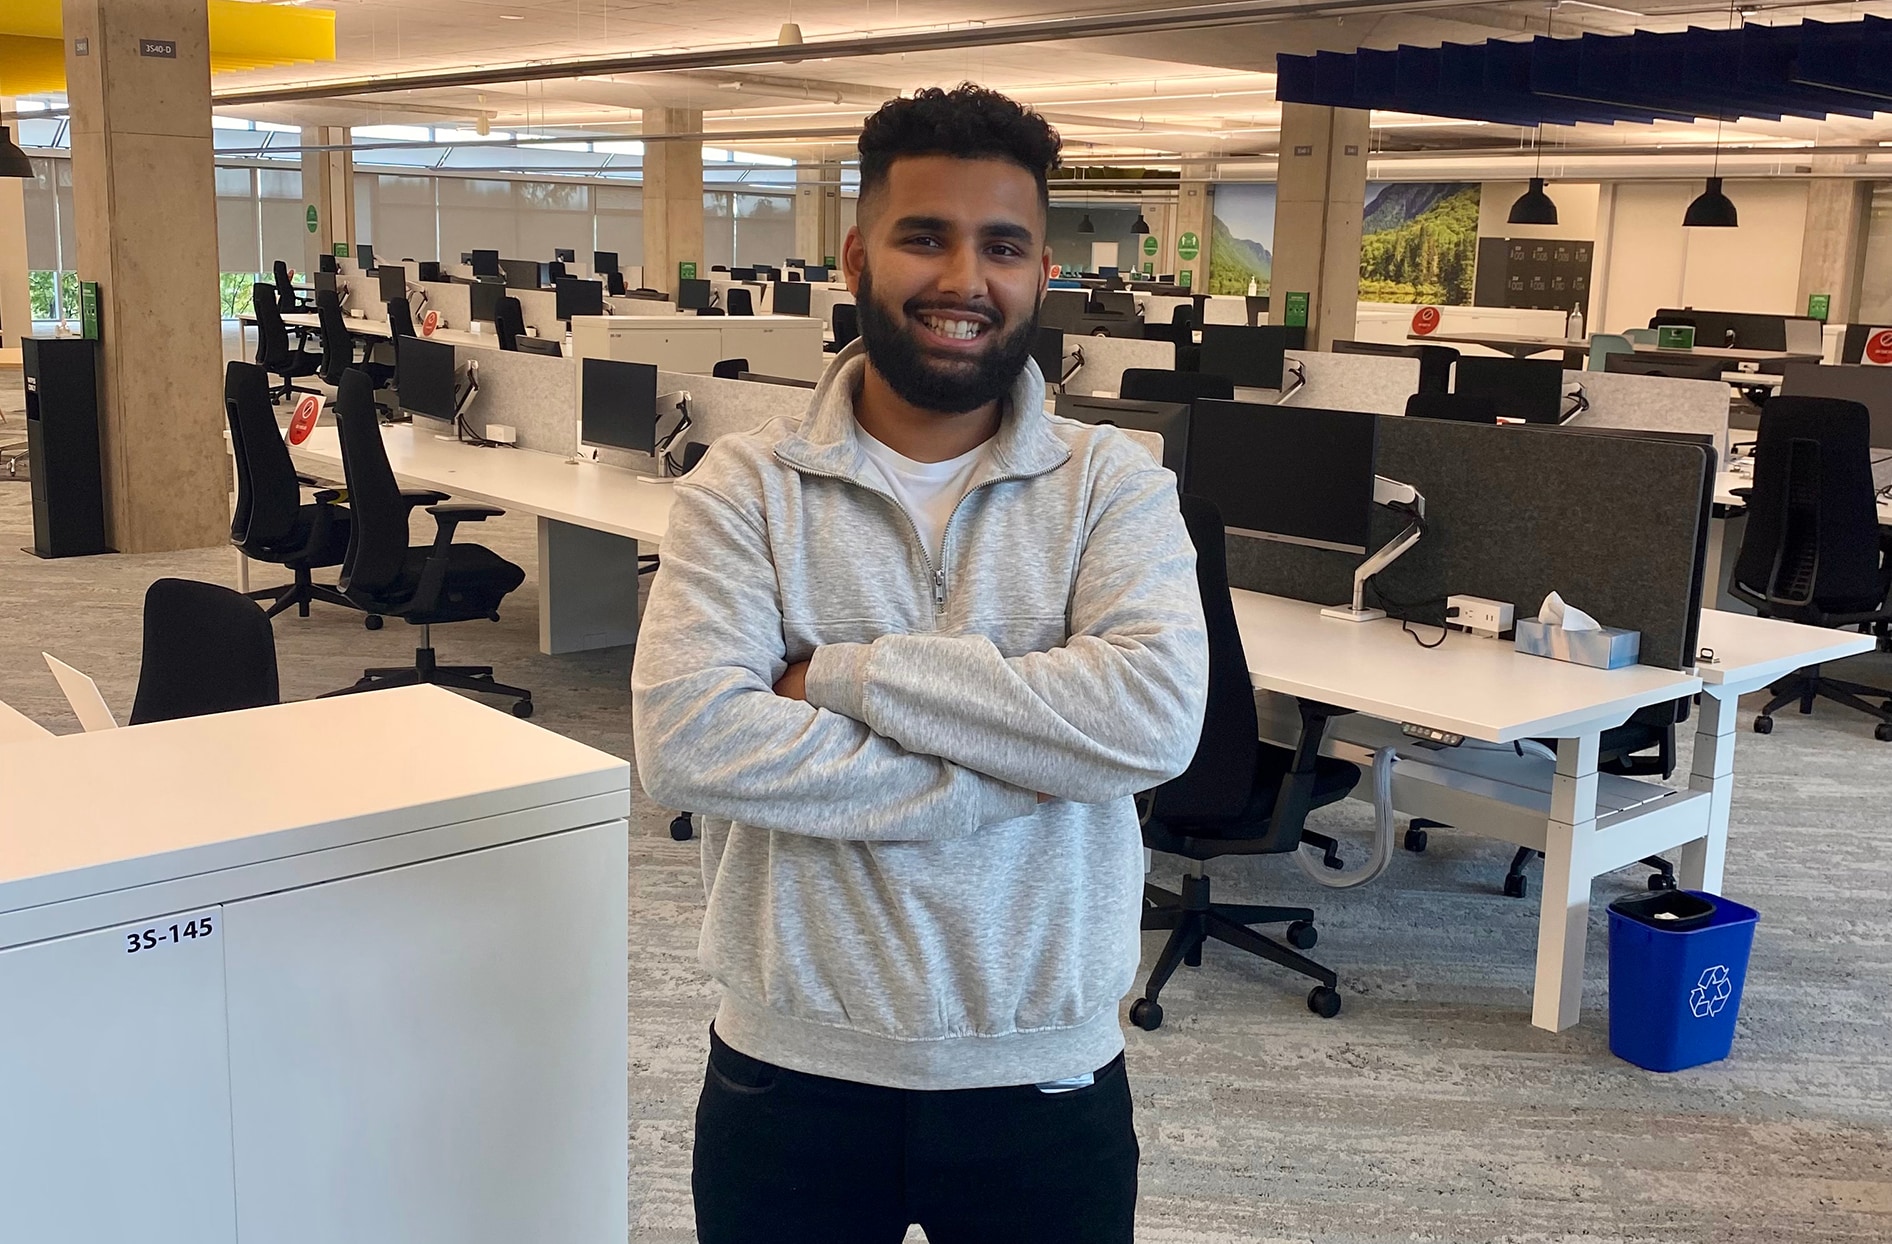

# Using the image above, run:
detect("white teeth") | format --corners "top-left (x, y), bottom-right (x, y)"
top-left (921, 315), bottom-right (982, 341)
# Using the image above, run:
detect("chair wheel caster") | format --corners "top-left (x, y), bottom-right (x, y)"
top-left (1286, 920), bottom-right (1318, 950)
top-left (1307, 986), bottom-right (1341, 1018)
top-left (1648, 872), bottom-right (1677, 892)
top-left (670, 813), bottom-right (694, 841)
top-left (1129, 998), bottom-right (1163, 1031)
top-left (1876, 722), bottom-right (1892, 743)
top-left (510, 699), bottom-right (534, 718)
top-left (1502, 873), bottom-right (1529, 899)
top-left (1403, 827), bottom-right (1429, 853)
top-left (363, 614), bottom-right (383, 630)
top-left (1752, 715), bottom-right (1773, 735)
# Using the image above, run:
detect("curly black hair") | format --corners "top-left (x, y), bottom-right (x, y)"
top-left (857, 84), bottom-right (1062, 218)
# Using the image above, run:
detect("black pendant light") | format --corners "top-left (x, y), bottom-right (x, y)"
top-left (1508, 176), bottom-right (1558, 226)
top-left (0, 125), bottom-right (32, 179)
top-left (1685, 4), bottom-right (1741, 228)
top-left (1131, 211), bottom-right (1150, 235)
top-left (1078, 213), bottom-right (1095, 234)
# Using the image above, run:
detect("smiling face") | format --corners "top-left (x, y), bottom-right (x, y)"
top-left (843, 153), bottom-right (1052, 416)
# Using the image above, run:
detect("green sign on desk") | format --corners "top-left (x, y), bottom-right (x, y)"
top-left (1178, 269), bottom-right (1192, 288)
top-left (1807, 292), bottom-right (1832, 322)
top-left (1141, 261), bottom-right (1154, 276)
top-left (679, 261), bottom-right (698, 282)
top-left (1283, 290), bottom-right (1309, 329)
top-left (333, 242), bottom-right (350, 258)
top-left (823, 255), bottom-right (837, 268)
top-left (1656, 324), bottom-right (1696, 350)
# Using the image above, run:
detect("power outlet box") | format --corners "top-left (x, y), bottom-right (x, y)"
top-left (1446, 595), bottom-right (1515, 638)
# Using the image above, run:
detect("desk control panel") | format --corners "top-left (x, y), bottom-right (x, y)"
top-left (1402, 722), bottom-right (1465, 747)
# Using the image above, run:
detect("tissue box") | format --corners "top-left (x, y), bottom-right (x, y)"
top-left (1515, 619), bottom-right (1641, 669)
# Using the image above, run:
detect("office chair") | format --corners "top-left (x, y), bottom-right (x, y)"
top-left (273, 260), bottom-right (308, 313)
top-left (1119, 368), bottom-right (1233, 406)
top-left (725, 288), bottom-right (756, 316)
top-left (315, 291), bottom-right (395, 392)
top-left (711, 265), bottom-right (729, 272)
top-left (826, 303), bottom-right (859, 353)
top-left (225, 360), bottom-right (376, 626)
top-left (547, 260), bottom-right (567, 283)
top-left (1404, 392), bottom-right (1497, 423)
top-left (1588, 332), bottom-right (1634, 371)
top-left (712, 358), bottom-right (748, 379)
top-left (494, 295), bottom-right (527, 351)
top-left (1416, 344), bottom-right (1458, 395)
top-left (1730, 396), bottom-right (1892, 740)
top-left (695, 307), bottom-right (728, 316)
top-left (386, 297), bottom-right (416, 339)
top-left (1133, 493), bottom-right (1359, 1029)
top-left (128, 578), bottom-right (280, 725)
top-left (329, 369), bottom-right (533, 717)
top-left (252, 284), bottom-right (323, 403)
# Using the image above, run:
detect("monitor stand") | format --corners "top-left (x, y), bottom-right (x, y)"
top-left (1321, 478), bottom-right (1426, 623)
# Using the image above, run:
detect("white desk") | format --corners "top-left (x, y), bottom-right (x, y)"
top-left (570, 313), bottom-right (827, 381)
top-left (1230, 590), bottom-right (1873, 1032)
top-left (0, 685), bottom-right (630, 1244)
top-left (240, 311), bottom-right (499, 353)
top-left (0, 697), bottom-right (53, 744)
top-left (288, 425), bottom-right (673, 654)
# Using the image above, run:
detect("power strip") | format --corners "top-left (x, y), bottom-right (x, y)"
top-left (1445, 595), bottom-right (1515, 639)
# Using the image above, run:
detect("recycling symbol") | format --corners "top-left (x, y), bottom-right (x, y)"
top-left (1689, 964), bottom-right (1733, 1018)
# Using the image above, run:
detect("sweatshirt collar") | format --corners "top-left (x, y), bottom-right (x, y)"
top-left (775, 338), bottom-right (1071, 484)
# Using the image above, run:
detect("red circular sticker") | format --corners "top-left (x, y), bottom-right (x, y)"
top-left (1411, 305), bottom-right (1442, 335)
top-left (1050, 264), bottom-right (1062, 278)
top-left (287, 394), bottom-right (322, 445)
top-left (1865, 328), bottom-right (1892, 366)
top-left (421, 309), bottom-right (441, 336)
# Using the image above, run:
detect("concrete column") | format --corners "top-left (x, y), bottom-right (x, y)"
top-left (63, 0), bottom-right (226, 553)
top-left (1270, 103), bottom-right (1370, 349)
top-left (0, 100), bottom-right (30, 366)
top-left (1796, 158), bottom-right (1870, 322)
top-left (642, 109), bottom-right (703, 293)
top-left (1175, 161), bottom-right (1213, 291)
top-left (301, 124), bottom-right (354, 274)
top-left (793, 160), bottom-right (844, 266)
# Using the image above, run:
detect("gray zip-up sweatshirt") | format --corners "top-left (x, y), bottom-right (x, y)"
top-left (630, 340), bottom-right (1209, 1090)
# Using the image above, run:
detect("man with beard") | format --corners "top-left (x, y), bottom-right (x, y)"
top-left (632, 84), bottom-right (1208, 1244)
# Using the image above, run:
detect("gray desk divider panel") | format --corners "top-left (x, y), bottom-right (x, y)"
top-left (416, 281), bottom-right (472, 332)
top-left (1223, 419), bottom-right (1714, 670)
top-left (1062, 336), bottom-right (1176, 398)
top-left (1563, 370), bottom-right (1729, 459)
top-left (1288, 351), bottom-right (1419, 416)
top-left (511, 289), bottom-right (565, 340)
top-left (338, 274), bottom-right (385, 321)
top-left (454, 349), bottom-right (575, 454)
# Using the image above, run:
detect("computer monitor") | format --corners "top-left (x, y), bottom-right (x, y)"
top-left (397, 336), bottom-right (458, 421)
top-left (1099, 266), bottom-right (1119, 279)
top-left (469, 278), bottom-right (504, 324)
top-left (1780, 361), bottom-right (1892, 450)
top-left (356, 243), bottom-right (375, 273)
top-left (318, 254), bottom-right (338, 273)
top-left (416, 261), bottom-right (442, 283)
top-left (1199, 325), bottom-right (1290, 390)
top-left (460, 252), bottom-right (475, 265)
top-left (1453, 356), bottom-right (1566, 424)
top-left (738, 372), bottom-right (818, 389)
top-left (1054, 394), bottom-right (1189, 476)
top-left (593, 250), bottom-right (619, 276)
top-left (471, 249), bottom-right (501, 278)
top-left (581, 357), bottom-right (660, 454)
top-left (771, 281), bottom-right (812, 316)
top-left (313, 271), bottom-right (338, 297)
top-left (802, 265), bottom-right (830, 283)
top-left (1040, 289), bottom-right (1089, 333)
top-left (677, 279), bottom-right (713, 311)
top-left (1089, 291), bottom-right (1137, 318)
top-left (1185, 400), bottom-right (1381, 554)
top-left (555, 277), bottom-right (605, 321)
top-left (378, 264), bottom-right (408, 304)
top-left (499, 258), bottom-right (540, 290)
top-left (732, 267), bottom-right (757, 281)
top-left (785, 258), bottom-right (806, 268)
top-left (554, 248), bottom-right (576, 264)
top-left (515, 336), bottom-right (562, 357)
top-left (1032, 327), bottom-right (1066, 386)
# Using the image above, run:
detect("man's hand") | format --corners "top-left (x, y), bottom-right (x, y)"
top-left (773, 660), bottom-right (810, 701)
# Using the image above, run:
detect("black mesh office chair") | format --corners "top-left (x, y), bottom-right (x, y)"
top-left (1417, 344), bottom-right (1459, 395)
top-left (1133, 494), bottom-right (1360, 1030)
top-left (494, 296), bottom-right (527, 351)
top-left (1730, 396), bottom-right (1892, 740)
top-left (316, 291), bottom-right (394, 391)
top-left (1119, 368), bottom-right (1234, 405)
top-left (826, 302), bottom-right (859, 353)
top-left (128, 578), bottom-right (280, 725)
top-left (725, 287), bottom-right (756, 316)
top-left (386, 297), bottom-right (416, 339)
top-left (224, 361), bottom-right (375, 626)
top-left (695, 307), bottom-right (727, 316)
top-left (252, 283), bottom-right (322, 402)
top-left (273, 260), bottom-right (308, 313)
top-left (1404, 392), bottom-right (1498, 423)
top-left (712, 358), bottom-right (748, 379)
top-left (329, 369), bottom-right (533, 717)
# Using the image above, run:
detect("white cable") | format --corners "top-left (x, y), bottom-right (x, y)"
top-left (1294, 745), bottom-right (1400, 888)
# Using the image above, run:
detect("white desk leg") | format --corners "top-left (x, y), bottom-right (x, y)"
top-left (1533, 732), bottom-right (1600, 1032)
top-left (1679, 689), bottom-right (1737, 894)
top-left (537, 517), bottom-right (643, 656)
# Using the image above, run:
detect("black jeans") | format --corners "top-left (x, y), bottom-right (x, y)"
top-left (693, 1027), bottom-right (1139, 1244)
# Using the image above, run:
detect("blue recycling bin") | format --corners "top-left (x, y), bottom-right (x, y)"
top-left (1607, 890), bottom-right (1759, 1072)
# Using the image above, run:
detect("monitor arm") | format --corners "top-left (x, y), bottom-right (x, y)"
top-left (651, 391), bottom-right (694, 478)
top-left (1321, 476), bottom-right (1427, 623)
top-left (1277, 358), bottom-right (1308, 404)
top-left (1059, 346), bottom-right (1085, 389)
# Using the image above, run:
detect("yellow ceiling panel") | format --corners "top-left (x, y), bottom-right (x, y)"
top-left (0, 1), bottom-right (334, 95)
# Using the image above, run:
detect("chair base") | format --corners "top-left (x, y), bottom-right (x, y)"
top-left (246, 566), bottom-right (372, 623)
top-left (1754, 663), bottom-right (1892, 740)
top-left (1133, 872), bottom-right (1337, 1029)
top-left (325, 642), bottom-right (532, 717)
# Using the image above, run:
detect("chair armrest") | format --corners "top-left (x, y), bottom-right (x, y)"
top-left (424, 502), bottom-right (505, 553)
top-left (1729, 486), bottom-right (1752, 502)
top-left (295, 471), bottom-right (324, 487)
top-left (400, 488), bottom-right (452, 507)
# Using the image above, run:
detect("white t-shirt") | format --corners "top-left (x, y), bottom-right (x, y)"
top-left (857, 428), bottom-right (988, 564)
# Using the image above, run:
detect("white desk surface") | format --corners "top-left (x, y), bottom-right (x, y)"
top-left (272, 311), bottom-right (500, 351)
top-left (0, 686), bottom-right (629, 918)
top-left (1231, 590), bottom-right (1700, 743)
top-left (289, 424), bottom-right (675, 543)
top-left (0, 698), bottom-right (53, 745)
top-left (1694, 609), bottom-right (1877, 687)
top-left (1410, 330), bottom-right (1822, 365)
